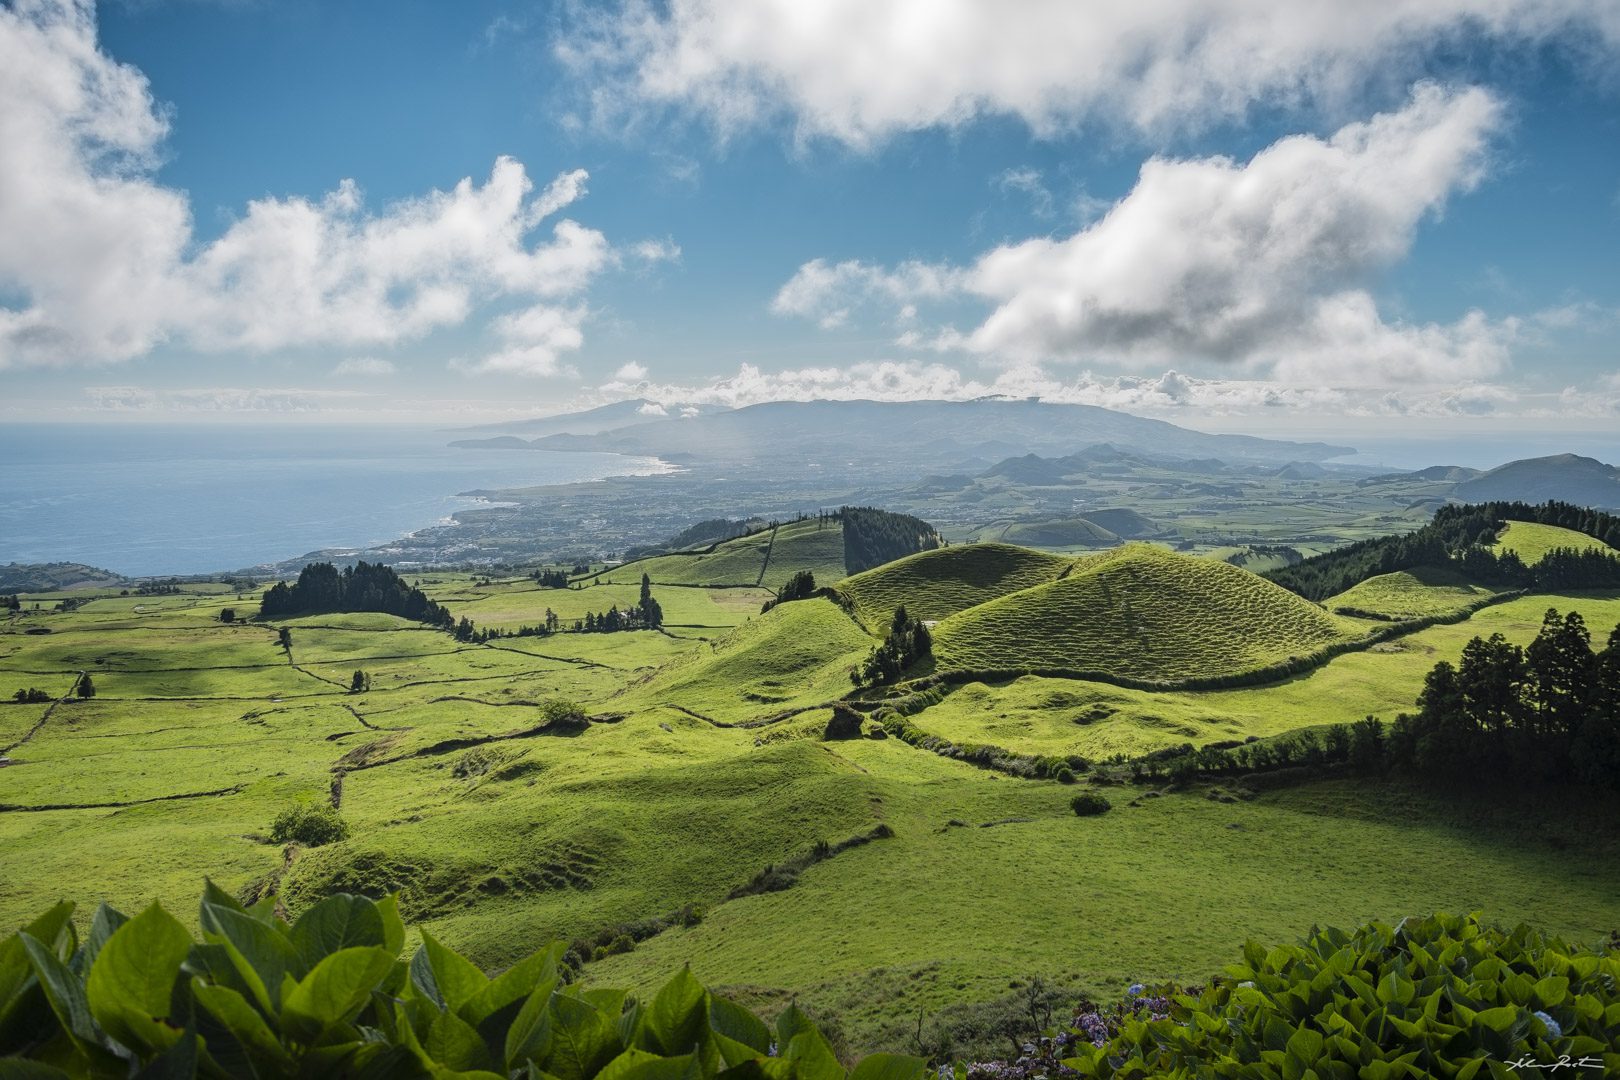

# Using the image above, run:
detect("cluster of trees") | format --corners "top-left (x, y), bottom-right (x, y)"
top-left (1128, 607), bottom-right (1620, 789)
top-left (259, 561), bottom-right (452, 626)
top-left (349, 669), bottom-right (371, 693)
top-left (1393, 609), bottom-right (1620, 784)
top-left (761, 570), bottom-right (818, 613)
top-left (532, 569), bottom-right (573, 588)
top-left (1, 595), bottom-right (19, 612)
top-left (852, 605), bottom-right (932, 687)
top-left (10, 688), bottom-right (51, 704)
top-left (131, 581), bottom-right (182, 596)
top-left (574, 575), bottom-right (664, 633)
top-left (841, 506), bottom-right (943, 575)
top-left (1266, 501), bottom-right (1620, 600)
top-left (1452, 543), bottom-right (1620, 589)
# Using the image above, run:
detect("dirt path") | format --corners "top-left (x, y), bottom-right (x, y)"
top-left (0, 783), bottom-right (245, 813)
top-left (754, 524), bottom-right (779, 587)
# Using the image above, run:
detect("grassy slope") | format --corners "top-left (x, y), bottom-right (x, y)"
top-left (6, 564), bottom-right (1620, 1060)
top-left (931, 544), bottom-right (1360, 681)
top-left (992, 519), bottom-right (1118, 548)
top-left (587, 743), bottom-right (1620, 1052)
top-left (907, 591), bottom-right (1620, 758)
top-left (1494, 520), bottom-right (1618, 565)
top-left (837, 543), bottom-right (1073, 632)
top-left (621, 599), bottom-right (875, 723)
top-left (583, 519), bottom-right (850, 590)
top-left (1325, 566), bottom-right (1501, 619)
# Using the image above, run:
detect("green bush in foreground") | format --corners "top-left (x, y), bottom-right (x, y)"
top-left (0, 884), bottom-right (921, 1079)
top-left (966, 912), bottom-right (1618, 1080)
top-left (268, 804), bottom-right (349, 847)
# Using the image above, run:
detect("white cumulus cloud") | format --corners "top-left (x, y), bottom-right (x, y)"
top-left (557, 0), bottom-right (1620, 147)
top-left (0, 0), bottom-right (647, 374)
top-left (776, 86), bottom-right (1515, 386)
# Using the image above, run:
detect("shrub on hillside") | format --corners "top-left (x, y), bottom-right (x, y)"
top-left (269, 803), bottom-right (350, 846)
top-left (1070, 792), bottom-right (1112, 816)
top-left (824, 703), bottom-right (865, 739)
top-left (539, 697), bottom-right (589, 731)
top-left (0, 884), bottom-right (910, 1079)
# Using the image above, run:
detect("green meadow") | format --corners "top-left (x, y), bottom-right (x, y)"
top-left (1494, 519), bottom-right (1620, 564)
top-left (4, 531), bottom-right (1619, 1054)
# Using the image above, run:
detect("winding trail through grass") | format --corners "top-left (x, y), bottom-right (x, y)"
top-left (0, 783), bottom-right (245, 813)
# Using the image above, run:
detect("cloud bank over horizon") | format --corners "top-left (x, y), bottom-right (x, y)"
top-left (0, 0), bottom-right (1616, 431)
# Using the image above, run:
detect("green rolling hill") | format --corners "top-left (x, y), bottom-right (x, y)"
top-left (989, 518), bottom-right (1118, 548)
top-left (1492, 520), bottom-right (1619, 566)
top-left (626, 597), bottom-right (875, 722)
top-left (930, 544), bottom-right (1360, 682)
top-left (836, 543), bottom-right (1073, 631)
top-left (1326, 566), bottom-right (1501, 619)
top-left (587, 510), bottom-right (938, 592)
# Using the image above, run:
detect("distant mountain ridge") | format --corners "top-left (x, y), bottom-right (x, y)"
top-left (451, 398), bottom-right (1354, 465)
top-left (448, 399), bottom-right (729, 439)
top-left (1453, 454), bottom-right (1620, 508)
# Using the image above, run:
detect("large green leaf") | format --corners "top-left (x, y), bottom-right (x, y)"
top-left (19, 934), bottom-right (99, 1048)
top-left (1, 903), bottom-right (76, 1006)
top-left (131, 1027), bottom-right (198, 1080)
top-left (411, 933), bottom-right (487, 1013)
top-left (504, 983), bottom-right (557, 1071)
top-left (545, 993), bottom-right (621, 1080)
top-left (426, 1008), bottom-right (495, 1073)
top-left (375, 895), bottom-right (406, 959)
top-left (199, 902), bottom-right (301, 1004)
top-left (460, 944), bottom-right (564, 1027)
top-left (289, 895), bottom-right (387, 973)
top-left (642, 967), bottom-right (708, 1057)
top-left (707, 1000), bottom-right (770, 1069)
top-left (190, 979), bottom-right (295, 1073)
top-left (74, 903), bottom-right (128, 979)
top-left (281, 946), bottom-right (396, 1045)
top-left (86, 903), bottom-right (192, 1054)
top-left (596, 1049), bottom-right (701, 1080)
top-left (849, 1054), bottom-right (925, 1080)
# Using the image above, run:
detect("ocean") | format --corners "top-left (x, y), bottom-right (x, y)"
top-left (0, 424), bottom-right (670, 577)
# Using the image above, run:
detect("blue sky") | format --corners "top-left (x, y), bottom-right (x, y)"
top-left (1, 0), bottom-right (1618, 436)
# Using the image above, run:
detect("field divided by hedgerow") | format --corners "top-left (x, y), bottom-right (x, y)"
top-left (582, 518), bottom-right (851, 590)
top-left (930, 544), bottom-right (1360, 681)
top-left (6, 555), bottom-right (1620, 1058)
top-left (903, 589), bottom-right (1620, 759)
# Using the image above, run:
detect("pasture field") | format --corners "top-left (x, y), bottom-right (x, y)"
top-left (904, 590), bottom-right (1620, 759)
top-left (930, 544), bottom-right (1362, 680)
top-left (581, 518), bottom-right (850, 591)
top-left (4, 547), bottom-right (1619, 1054)
top-left (1325, 565), bottom-right (1502, 618)
top-left (1494, 520), bottom-right (1619, 564)
top-left (837, 543), bottom-right (1072, 630)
